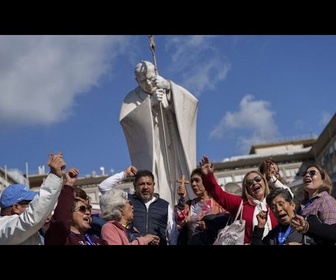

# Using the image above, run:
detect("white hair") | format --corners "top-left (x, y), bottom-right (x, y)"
top-left (99, 189), bottom-right (128, 221)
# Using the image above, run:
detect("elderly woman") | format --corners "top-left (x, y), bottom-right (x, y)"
top-left (99, 189), bottom-right (160, 245)
top-left (251, 188), bottom-right (303, 245)
top-left (45, 167), bottom-right (107, 245)
top-left (174, 167), bottom-right (230, 245)
top-left (200, 156), bottom-right (278, 245)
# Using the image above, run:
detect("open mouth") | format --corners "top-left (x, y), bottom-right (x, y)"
top-left (304, 178), bottom-right (312, 184)
top-left (252, 185), bottom-right (261, 192)
top-left (83, 216), bottom-right (91, 222)
top-left (278, 213), bottom-right (286, 219)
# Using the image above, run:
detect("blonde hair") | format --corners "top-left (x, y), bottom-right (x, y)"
top-left (241, 170), bottom-right (270, 202)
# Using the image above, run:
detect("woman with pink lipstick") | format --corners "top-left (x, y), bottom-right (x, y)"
top-left (200, 156), bottom-right (278, 245)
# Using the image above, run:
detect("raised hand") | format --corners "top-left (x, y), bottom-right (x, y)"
top-left (200, 155), bottom-right (214, 175)
top-left (177, 184), bottom-right (186, 198)
top-left (47, 152), bottom-right (67, 178)
top-left (291, 214), bottom-right (308, 233)
top-left (65, 167), bottom-right (80, 187)
top-left (256, 210), bottom-right (268, 228)
top-left (124, 165), bottom-right (137, 177)
top-left (263, 159), bottom-right (276, 181)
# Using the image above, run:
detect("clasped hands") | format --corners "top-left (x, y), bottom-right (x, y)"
top-left (47, 152), bottom-right (67, 178)
top-left (145, 234), bottom-right (160, 245)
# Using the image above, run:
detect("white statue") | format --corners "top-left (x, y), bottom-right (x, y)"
top-left (120, 61), bottom-right (198, 206)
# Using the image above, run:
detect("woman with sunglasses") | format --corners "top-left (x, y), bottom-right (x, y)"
top-left (290, 164), bottom-right (336, 244)
top-left (44, 167), bottom-right (107, 245)
top-left (200, 156), bottom-right (278, 245)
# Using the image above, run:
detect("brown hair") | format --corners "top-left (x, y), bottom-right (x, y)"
top-left (302, 164), bottom-right (333, 203)
top-left (72, 187), bottom-right (91, 212)
top-left (74, 187), bottom-right (91, 202)
top-left (71, 197), bottom-right (92, 212)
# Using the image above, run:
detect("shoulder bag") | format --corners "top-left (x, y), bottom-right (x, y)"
top-left (213, 200), bottom-right (245, 245)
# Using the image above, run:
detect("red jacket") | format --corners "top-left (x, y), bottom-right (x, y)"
top-left (202, 173), bottom-right (278, 244)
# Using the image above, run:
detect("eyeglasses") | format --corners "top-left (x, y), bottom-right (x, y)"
top-left (246, 175), bottom-right (262, 187)
top-left (74, 205), bottom-right (92, 213)
top-left (301, 170), bottom-right (319, 177)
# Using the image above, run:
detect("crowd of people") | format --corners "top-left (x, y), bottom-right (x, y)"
top-left (1, 152), bottom-right (335, 246)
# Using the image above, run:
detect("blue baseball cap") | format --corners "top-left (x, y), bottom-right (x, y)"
top-left (0, 184), bottom-right (38, 208)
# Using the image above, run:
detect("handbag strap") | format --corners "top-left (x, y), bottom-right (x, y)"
top-left (223, 200), bottom-right (244, 227)
top-left (233, 200), bottom-right (243, 221)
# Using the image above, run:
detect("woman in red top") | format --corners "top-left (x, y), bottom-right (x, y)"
top-left (201, 156), bottom-right (278, 244)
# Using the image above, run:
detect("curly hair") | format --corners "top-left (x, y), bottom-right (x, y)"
top-left (99, 189), bottom-right (129, 221)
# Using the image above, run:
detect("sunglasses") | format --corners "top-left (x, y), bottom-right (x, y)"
top-left (246, 175), bottom-right (262, 187)
top-left (74, 205), bottom-right (92, 213)
top-left (301, 170), bottom-right (319, 177)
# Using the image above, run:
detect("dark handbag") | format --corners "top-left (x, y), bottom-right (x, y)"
top-left (201, 212), bottom-right (232, 234)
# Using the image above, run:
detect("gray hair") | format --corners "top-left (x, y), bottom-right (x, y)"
top-left (99, 189), bottom-right (128, 221)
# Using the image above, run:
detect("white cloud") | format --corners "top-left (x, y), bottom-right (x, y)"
top-left (164, 35), bottom-right (231, 96)
top-left (210, 94), bottom-right (279, 153)
top-left (0, 35), bottom-right (130, 128)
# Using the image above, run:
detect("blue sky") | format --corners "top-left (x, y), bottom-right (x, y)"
top-left (0, 35), bottom-right (335, 178)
